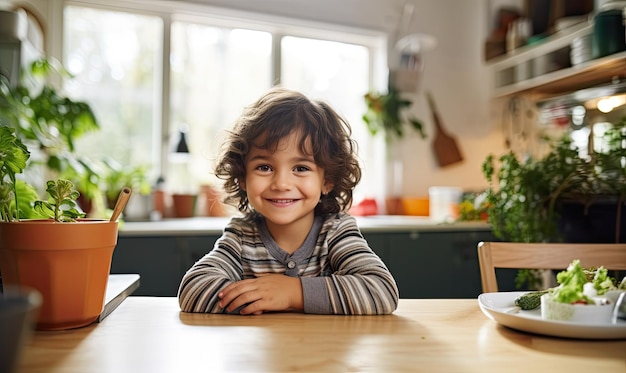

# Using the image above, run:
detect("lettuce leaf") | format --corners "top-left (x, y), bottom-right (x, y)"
top-left (552, 259), bottom-right (615, 304)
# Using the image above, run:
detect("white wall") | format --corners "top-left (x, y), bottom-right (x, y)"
top-left (1, 0), bottom-right (508, 198)
top-left (390, 0), bottom-right (506, 197)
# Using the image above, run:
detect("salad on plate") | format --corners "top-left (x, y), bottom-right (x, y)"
top-left (514, 259), bottom-right (626, 323)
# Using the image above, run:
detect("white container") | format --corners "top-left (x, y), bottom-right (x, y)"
top-left (428, 186), bottom-right (463, 223)
top-left (540, 292), bottom-right (623, 324)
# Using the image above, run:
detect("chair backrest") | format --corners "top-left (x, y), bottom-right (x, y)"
top-left (477, 241), bottom-right (626, 293)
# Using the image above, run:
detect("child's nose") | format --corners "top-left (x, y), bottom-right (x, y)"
top-left (271, 170), bottom-right (292, 190)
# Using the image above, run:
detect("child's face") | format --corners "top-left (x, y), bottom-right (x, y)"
top-left (240, 131), bottom-right (332, 228)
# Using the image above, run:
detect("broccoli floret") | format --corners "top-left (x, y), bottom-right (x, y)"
top-left (514, 290), bottom-right (551, 310)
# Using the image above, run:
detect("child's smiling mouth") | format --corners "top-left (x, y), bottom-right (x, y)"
top-left (268, 198), bottom-right (299, 204)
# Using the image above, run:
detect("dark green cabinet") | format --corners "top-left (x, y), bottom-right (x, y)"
top-left (111, 236), bottom-right (180, 296)
top-left (178, 235), bottom-right (219, 278)
top-left (364, 230), bottom-right (498, 298)
top-left (112, 235), bottom-right (218, 296)
top-left (114, 227), bottom-right (509, 298)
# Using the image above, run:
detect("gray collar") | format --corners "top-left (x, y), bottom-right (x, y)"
top-left (257, 215), bottom-right (324, 276)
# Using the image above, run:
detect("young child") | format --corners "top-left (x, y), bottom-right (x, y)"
top-left (178, 87), bottom-right (399, 315)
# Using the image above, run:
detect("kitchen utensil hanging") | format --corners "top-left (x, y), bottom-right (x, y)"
top-left (426, 91), bottom-right (463, 167)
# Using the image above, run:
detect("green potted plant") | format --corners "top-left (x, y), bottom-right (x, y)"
top-left (362, 87), bottom-right (427, 215)
top-left (99, 157), bottom-right (151, 221)
top-left (362, 86), bottom-right (426, 142)
top-left (101, 158), bottom-right (150, 209)
top-left (482, 116), bottom-right (626, 287)
top-left (0, 60), bottom-right (128, 330)
top-left (0, 125), bottom-right (120, 330)
top-left (0, 178), bottom-right (120, 331)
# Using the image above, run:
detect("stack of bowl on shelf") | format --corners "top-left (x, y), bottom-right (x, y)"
top-left (571, 34), bottom-right (593, 66)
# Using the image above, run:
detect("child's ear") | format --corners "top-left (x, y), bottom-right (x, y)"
top-left (239, 179), bottom-right (246, 191)
top-left (322, 181), bottom-right (334, 195)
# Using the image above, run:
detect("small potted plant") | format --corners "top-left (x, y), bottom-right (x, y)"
top-left (0, 60), bottom-right (129, 330)
top-left (100, 157), bottom-right (151, 220)
top-left (0, 125), bottom-right (124, 330)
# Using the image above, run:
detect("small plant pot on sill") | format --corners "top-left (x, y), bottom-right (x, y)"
top-left (200, 185), bottom-right (227, 217)
top-left (0, 219), bottom-right (119, 330)
top-left (172, 193), bottom-right (197, 218)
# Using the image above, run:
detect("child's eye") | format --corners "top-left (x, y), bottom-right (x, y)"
top-left (294, 165), bottom-right (311, 173)
top-left (256, 164), bottom-right (272, 172)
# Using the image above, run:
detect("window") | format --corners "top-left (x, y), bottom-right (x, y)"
top-left (62, 1), bottom-right (386, 208)
top-left (64, 6), bottom-right (162, 170)
top-left (169, 23), bottom-right (273, 191)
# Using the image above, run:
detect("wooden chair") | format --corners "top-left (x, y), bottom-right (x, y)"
top-left (477, 241), bottom-right (626, 293)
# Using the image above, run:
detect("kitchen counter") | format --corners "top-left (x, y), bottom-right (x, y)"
top-left (119, 215), bottom-right (491, 236)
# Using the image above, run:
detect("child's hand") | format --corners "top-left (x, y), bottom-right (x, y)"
top-left (218, 274), bottom-right (303, 315)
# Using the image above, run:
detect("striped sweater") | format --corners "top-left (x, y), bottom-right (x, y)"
top-left (177, 212), bottom-right (399, 315)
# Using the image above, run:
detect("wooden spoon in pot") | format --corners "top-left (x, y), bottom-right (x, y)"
top-left (109, 187), bottom-right (132, 222)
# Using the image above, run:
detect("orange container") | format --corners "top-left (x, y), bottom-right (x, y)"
top-left (402, 197), bottom-right (430, 216)
top-left (0, 219), bottom-right (118, 330)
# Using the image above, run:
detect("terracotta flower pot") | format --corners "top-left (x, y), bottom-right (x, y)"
top-left (200, 185), bottom-right (227, 217)
top-left (0, 219), bottom-right (118, 330)
top-left (385, 197), bottom-right (404, 215)
top-left (172, 194), bottom-right (197, 218)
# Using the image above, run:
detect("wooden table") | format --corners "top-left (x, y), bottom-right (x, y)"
top-left (18, 298), bottom-right (626, 372)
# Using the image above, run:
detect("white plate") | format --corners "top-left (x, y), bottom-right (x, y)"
top-left (478, 291), bottom-right (626, 339)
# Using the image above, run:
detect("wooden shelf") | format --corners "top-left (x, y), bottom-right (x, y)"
top-left (492, 51), bottom-right (626, 99)
top-left (487, 21), bottom-right (626, 99)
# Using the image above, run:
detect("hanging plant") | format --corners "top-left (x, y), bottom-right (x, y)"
top-left (362, 87), bottom-right (426, 142)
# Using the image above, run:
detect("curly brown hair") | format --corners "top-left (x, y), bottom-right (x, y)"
top-left (214, 87), bottom-right (362, 215)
